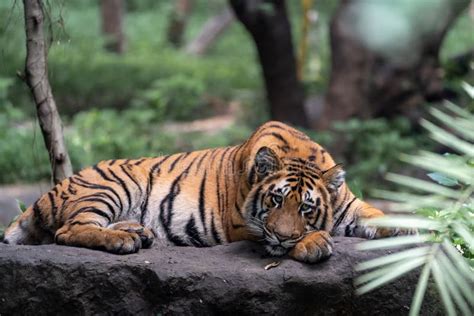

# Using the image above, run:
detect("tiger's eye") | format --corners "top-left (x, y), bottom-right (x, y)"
top-left (272, 195), bottom-right (283, 205)
top-left (257, 165), bottom-right (267, 174)
top-left (300, 203), bottom-right (312, 213)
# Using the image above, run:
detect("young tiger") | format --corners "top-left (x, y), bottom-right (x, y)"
top-left (3, 121), bottom-right (402, 263)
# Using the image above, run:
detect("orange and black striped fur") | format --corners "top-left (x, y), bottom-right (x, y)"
top-left (3, 121), bottom-right (403, 263)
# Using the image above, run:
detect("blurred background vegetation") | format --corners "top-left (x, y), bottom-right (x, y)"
top-left (0, 0), bottom-right (473, 197)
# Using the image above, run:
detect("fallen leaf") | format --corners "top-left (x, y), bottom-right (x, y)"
top-left (264, 261), bottom-right (281, 270)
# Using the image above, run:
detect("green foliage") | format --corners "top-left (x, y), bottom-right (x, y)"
top-left (332, 117), bottom-right (427, 195)
top-left (440, 12), bottom-right (474, 61)
top-left (132, 74), bottom-right (206, 121)
top-left (68, 108), bottom-right (177, 169)
top-left (16, 199), bottom-right (27, 213)
top-left (0, 100), bottom-right (257, 183)
top-left (356, 94), bottom-right (474, 316)
top-left (0, 79), bottom-right (52, 183)
top-left (0, 2), bottom-right (259, 117)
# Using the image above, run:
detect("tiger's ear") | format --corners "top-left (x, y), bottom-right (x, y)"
top-left (322, 164), bottom-right (345, 193)
top-left (253, 146), bottom-right (282, 182)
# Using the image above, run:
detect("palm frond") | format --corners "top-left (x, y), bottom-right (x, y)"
top-left (421, 119), bottom-right (474, 157)
top-left (357, 234), bottom-right (432, 250)
top-left (357, 101), bottom-right (474, 315)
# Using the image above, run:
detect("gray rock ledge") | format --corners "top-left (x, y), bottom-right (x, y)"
top-left (0, 237), bottom-right (440, 315)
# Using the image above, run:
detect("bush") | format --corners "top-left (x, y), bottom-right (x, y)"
top-left (131, 74), bottom-right (206, 122)
top-left (0, 105), bottom-right (51, 183)
top-left (68, 108), bottom-right (177, 169)
top-left (0, 2), bottom-right (259, 117)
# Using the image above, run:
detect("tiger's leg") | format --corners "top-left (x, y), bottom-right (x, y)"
top-left (108, 220), bottom-right (155, 248)
top-left (289, 231), bottom-right (333, 263)
top-left (55, 212), bottom-right (143, 254)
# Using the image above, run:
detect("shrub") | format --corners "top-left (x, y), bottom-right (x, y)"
top-left (131, 74), bottom-right (206, 122)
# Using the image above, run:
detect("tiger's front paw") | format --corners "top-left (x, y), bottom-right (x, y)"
top-left (109, 221), bottom-right (155, 249)
top-left (289, 231), bottom-right (333, 263)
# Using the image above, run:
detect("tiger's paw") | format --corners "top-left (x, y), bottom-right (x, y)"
top-left (105, 230), bottom-right (142, 254)
top-left (289, 231), bottom-right (333, 263)
top-left (55, 225), bottom-right (142, 255)
top-left (108, 221), bottom-right (155, 249)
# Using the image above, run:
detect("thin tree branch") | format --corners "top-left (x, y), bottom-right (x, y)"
top-left (22, 0), bottom-right (72, 184)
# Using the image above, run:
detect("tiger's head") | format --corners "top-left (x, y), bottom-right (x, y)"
top-left (243, 146), bottom-right (345, 256)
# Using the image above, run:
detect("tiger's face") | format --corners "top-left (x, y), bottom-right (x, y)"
top-left (243, 147), bottom-right (344, 256)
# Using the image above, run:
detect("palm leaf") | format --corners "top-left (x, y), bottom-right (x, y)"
top-left (442, 240), bottom-right (474, 281)
top-left (363, 216), bottom-right (442, 230)
top-left (356, 257), bottom-right (426, 295)
top-left (403, 152), bottom-right (474, 184)
top-left (430, 107), bottom-right (474, 141)
top-left (451, 223), bottom-right (474, 251)
top-left (443, 100), bottom-right (474, 120)
top-left (409, 245), bottom-right (438, 316)
top-left (421, 119), bottom-right (474, 157)
top-left (431, 260), bottom-right (457, 316)
top-left (437, 252), bottom-right (473, 314)
top-left (358, 234), bottom-right (431, 250)
top-left (356, 246), bottom-right (430, 271)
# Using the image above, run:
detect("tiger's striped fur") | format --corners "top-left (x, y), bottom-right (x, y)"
top-left (3, 121), bottom-right (400, 262)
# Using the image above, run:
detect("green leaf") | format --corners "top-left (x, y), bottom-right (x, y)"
top-left (402, 151), bottom-right (474, 185)
top-left (442, 240), bottom-right (474, 281)
top-left (443, 101), bottom-right (474, 120)
top-left (431, 260), bottom-right (457, 316)
top-left (356, 246), bottom-right (430, 271)
top-left (421, 120), bottom-right (474, 157)
top-left (387, 173), bottom-right (461, 198)
top-left (356, 256), bottom-right (426, 295)
top-left (409, 246), bottom-right (436, 316)
top-left (437, 252), bottom-right (473, 314)
top-left (373, 190), bottom-right (452, 211)
top-left (430, 107), bottom-right (474, 142)
top-left (427, 172), bottom-right (459, 187)
top-left (16, 199), bottom-right (27, 213)
top-left (461, 81), bottom-right (474, 99)
top-left (452, 223), bottom-right (474, 252)
top-left (363, 216), bottom-right (442, 230)
top-left (357, 234), bottom-right (431, 250)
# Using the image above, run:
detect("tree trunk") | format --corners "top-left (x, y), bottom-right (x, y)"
top-left (230, 0), bottom-right (309, 128)
top-left (186, 7), bottom-right (234, 56)
top-left (166, 0), bottom-right (193, 47)
top-left (22, 0), bottom-right (73, 184)
top-left (100, 0), bottom-right (125, 54)
top-left (314, 0), bottom-right (470, 130)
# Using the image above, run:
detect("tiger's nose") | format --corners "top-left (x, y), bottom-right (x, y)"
top-left (274, 230), bottom-right (299, 242)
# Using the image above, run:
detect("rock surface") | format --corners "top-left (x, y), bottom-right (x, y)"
top-left (0, 237), bottom-right (440, 315)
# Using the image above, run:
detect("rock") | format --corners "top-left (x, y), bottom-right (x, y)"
top-left (0, 237), bottom-right (440, 315)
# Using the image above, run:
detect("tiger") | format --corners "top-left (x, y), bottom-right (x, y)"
top-left (3, 121), bottom-right (403, 263)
